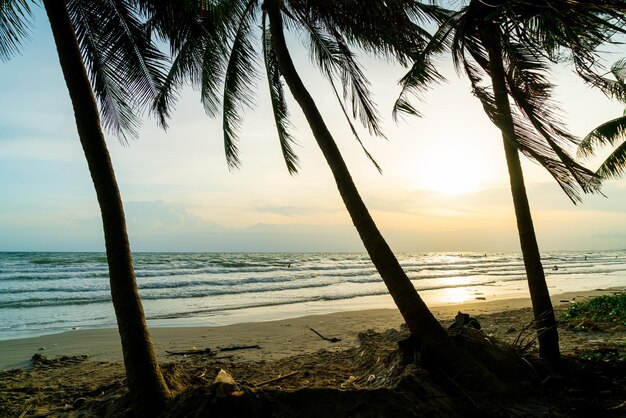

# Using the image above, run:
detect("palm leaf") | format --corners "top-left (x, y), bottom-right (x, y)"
top-left (199, 0), bottom-right (245, 117)
top-left (295, 15), bottom-right (381, 171)
top-left (611, 58), bottom-right (626, 82)
top-left (466, 55), bottom-right (598, 202)
top-left (579, 116), bottom-right (626, 158)
top-left (294, 8), bottom-right (384, 138)
top-left (289, 0), bottom-right (442, 65)
top-left (0, 0), bottom-right (33, 61)
top-left (153, 0), bottom-right (241, 127)
top-left (68, 0), bottom-right (167, 140)
top-left (597, 141), bottom-right (626, 180)
top-left (222, 0), bottom-right (259, 170)
top-left (154, 37), bottom-right (204, 128)
top-left (327, 75), bottom-right (383, 174)
top-left (68, 0), bottom-right (138, 140)
top-left (262, 12), bottom-right (298, 175)
top-left (328, 27), bottom-right (384, 138)
top-left (392, 11), bottom-right (455, 121)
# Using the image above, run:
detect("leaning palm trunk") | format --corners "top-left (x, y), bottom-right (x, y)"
top-left (482, 26), bottom-right (560, 367)
top-left (43, 0), bottom-right (171, 412)
top-left (265, 1), bottom-right (502, 389)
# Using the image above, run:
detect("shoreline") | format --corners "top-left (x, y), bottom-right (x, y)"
top-left (1, 287), bottom-right (622, 371)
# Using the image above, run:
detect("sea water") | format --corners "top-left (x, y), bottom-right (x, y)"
top-left (1, 251), bottom-right (625, 340)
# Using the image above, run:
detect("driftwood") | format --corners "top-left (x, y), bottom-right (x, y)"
top-left (307, 326), bottom-right (341, 343)
top-left (166, 345), bottom-right (260, 356)
top-left (254, 371), bottom-right (299, 388)
top-left (219, 344), bottom-right (261, 352)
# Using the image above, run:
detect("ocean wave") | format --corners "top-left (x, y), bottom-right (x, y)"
top-left (1, 250), bottom-right (625, 339)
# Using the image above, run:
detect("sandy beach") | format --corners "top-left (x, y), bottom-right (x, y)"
top-left (2, 287), bottom-right (626, 417)
top-left (1, 287), bottom-right (621, 371)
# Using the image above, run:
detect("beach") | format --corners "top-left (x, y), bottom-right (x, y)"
top-left (1, 287), bottom-right (621, 370)
top-left (2, 287), bottom-right (626, 417)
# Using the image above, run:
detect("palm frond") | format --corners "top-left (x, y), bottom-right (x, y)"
top-left (199, 0), bottom-right (246, 117)
top-left (611, 59), bottom-right (626, 82)
top-left (153, 1), bottom-right (243, 126)
top-left (328, 74), bottom-right (382, 173)
top-left (291, 16), bottom-right (380, 171)
top-left (262, 12), bottom-right (298, 175)
top-left (0, 0), bottom-right (33, 61)
top-left (294, 9), bottom-right (384, 138)
top-left (597, 141), bottom-right (626, 179)
top-left (68, 0), bottom-right (168, 140)
top-left (328, 27), bottom-right (384, 138)
top-left (222, 0), bottom-right (259, 170)
top-left (154, 38), bottom-right (204, 128)
top-left (577, 65), bottom-right (626, 103)
top-left (503, 40), bottom-right (582, 156)
top-left (288, 0), bottom-right (438, 65)
top-left (392, 10), bottom-right (458, 121)
top-left (68, 0), bottom-right (138, 140)
top-left (469, 63), bottom-right (598, 202)
top-left (579, 116), bottom-right (626, 158)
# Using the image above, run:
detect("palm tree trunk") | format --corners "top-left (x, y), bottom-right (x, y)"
top-left (42, 0), bottom-right (171, 412)
top-left (482, 27), bottom-right (560, 367)
top-left (265, 1), bottom-right (503, 389)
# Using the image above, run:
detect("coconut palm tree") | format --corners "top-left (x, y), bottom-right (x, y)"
top-left (1, 0), bottom-right (170, 412)
top-left (393, 0), bottom-right (626, 367)
top-left (149, 0), bottom-right (503, 387)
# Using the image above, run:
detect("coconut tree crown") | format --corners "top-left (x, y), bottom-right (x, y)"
top-left (1, 0), bottom-right (168, 140)
top-left (395, 0), bottom-right (626, 202)
top-left (148, 0), bottom-right (449, 174)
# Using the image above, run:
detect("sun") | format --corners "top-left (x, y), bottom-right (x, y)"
top-left (411, 138), bottom-right (493, 195)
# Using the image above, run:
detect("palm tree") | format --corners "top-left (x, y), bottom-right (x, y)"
top-left (1, 0), bottom-right (170, 412)
top-left (578, 60), bottom-right (626, 177)
top-left (393, 0), bottom-right (625, 367)
top-left (150, 0), bottom-right (502, 387)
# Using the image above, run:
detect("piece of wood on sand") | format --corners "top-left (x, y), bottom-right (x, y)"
top-left (307, 326), bottom-right (341, 342)
top-left (253, 371), bottom-right (299, 388)
top-left (165, 348), bottom-right (215, 356)
top-left (219, 344), bottom-right (261, 352)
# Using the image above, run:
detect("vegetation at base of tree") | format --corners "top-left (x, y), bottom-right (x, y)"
top-left (562, 293), bottom-right (626, 325)
top-left (576, 347), bottom-right (626, 363)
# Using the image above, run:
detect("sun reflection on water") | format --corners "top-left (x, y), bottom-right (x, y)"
top-left (440, 287), bottom-right (475, 304)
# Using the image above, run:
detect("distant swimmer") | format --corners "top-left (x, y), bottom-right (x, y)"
top-left (288, 263), bottom-right (291, 268)
top-left (552, 265), bottom-right (558, 271)
top-left (584, 256), bottom-right (588, 261)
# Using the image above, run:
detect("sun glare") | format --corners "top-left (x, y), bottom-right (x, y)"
top-left (411, 139), bottom-right (493, 195)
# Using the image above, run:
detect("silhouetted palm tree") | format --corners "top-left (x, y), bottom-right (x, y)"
top-left (150, 0), bottom-right (502, 387)
top-left (1, 0), bottom-right (170, 412)
top-left (394, 0), bottom-right (626, 367)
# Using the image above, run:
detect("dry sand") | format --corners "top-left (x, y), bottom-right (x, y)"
top-left (1, 287), bottom-right (621, 370)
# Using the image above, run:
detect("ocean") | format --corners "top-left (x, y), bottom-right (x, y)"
top-left (1, 251), bottom-right (625, 341)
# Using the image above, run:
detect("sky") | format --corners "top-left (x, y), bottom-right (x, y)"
top-left (1, 6), bottom-right (626, 253)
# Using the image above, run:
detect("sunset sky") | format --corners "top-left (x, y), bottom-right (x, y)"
top-left (1, 7), bottom-right (625, 253)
